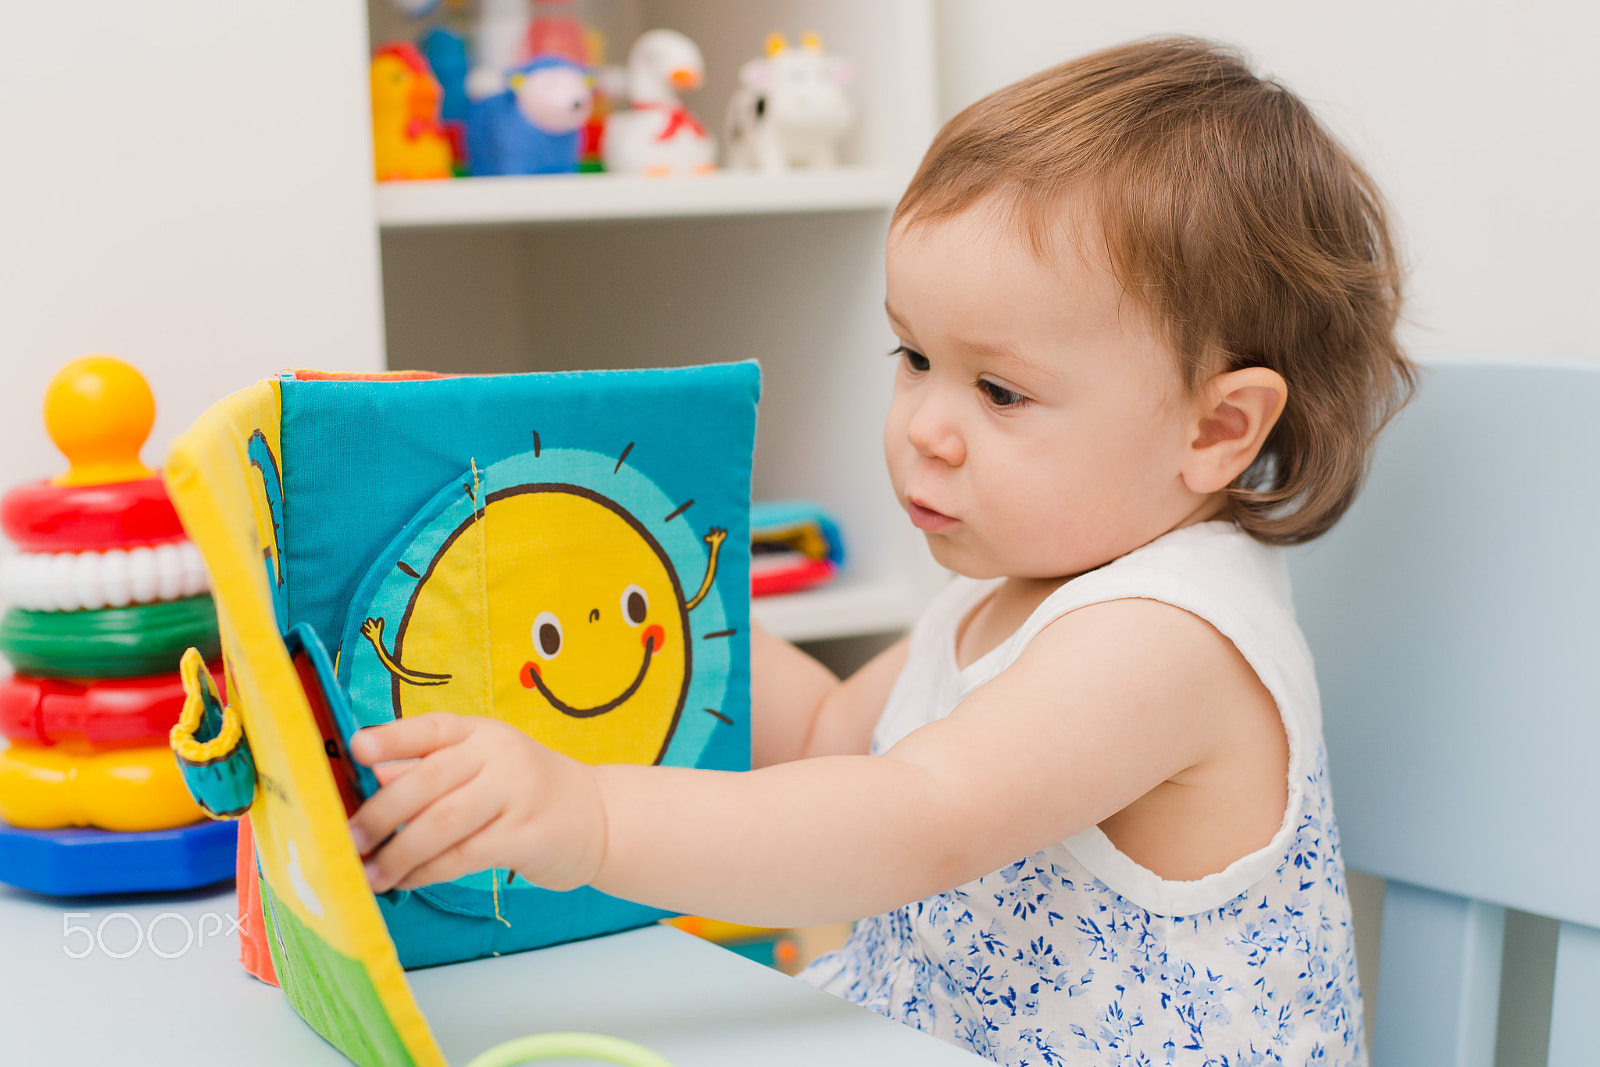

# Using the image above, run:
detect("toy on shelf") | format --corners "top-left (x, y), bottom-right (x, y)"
top-left (524, 0), bottom-right (587, 65)
top-left (370, 41), bottom-right (456, 182)
top-left (750, 500), bottom-right (845, 597)
top-left (602, 29), bottom-right (714, 177)
top-left (389, 0), bottom-right (442, 17)
top-left (0, 355), bottom-right (235, 897)
top-left (577, 27), bottom-right (612, 172)
top-left (725, 32), bottom-right (856, 172)
top-left (466, 54), bottom-right (593, 176)
top-left (468, 0), bottom-right (534, 101)
top-left (160, 363), bottom-right (758, 1063)
top-left (419, 26), bottom-right (472, 166)
top-left (468, 0), bottom-right (594, 101)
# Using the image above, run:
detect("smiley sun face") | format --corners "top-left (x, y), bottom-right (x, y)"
top-left (384, 485), bottom-right (691, 766)
top-left (347, 441), bottom-right (734, 774)
top-left (486, 487), bottom-right (689, 764)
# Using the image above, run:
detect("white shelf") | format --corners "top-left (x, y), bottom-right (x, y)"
top-left (751, 575), bottom-right (920, 644)
top-left (375, 165), bottom-right (900, 229)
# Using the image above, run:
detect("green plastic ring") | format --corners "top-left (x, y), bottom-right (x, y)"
top-left (464, 1033), bottom-right (674, 1067)
top-left (0, 597), bottom-right (221, 679)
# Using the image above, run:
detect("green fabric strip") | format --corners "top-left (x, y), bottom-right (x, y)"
top-left (260, 874), bottom-right (416, 1067)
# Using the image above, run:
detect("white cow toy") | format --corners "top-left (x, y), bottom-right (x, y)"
top-left (724, 32), bottom-right (855, 172)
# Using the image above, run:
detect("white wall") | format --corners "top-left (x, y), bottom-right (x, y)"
top-left (0, 1), bottom-right (385, 488)
top-left (934, 0), bottom-right (1600, 365)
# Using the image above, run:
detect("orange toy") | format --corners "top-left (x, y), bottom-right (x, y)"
top-left (370, 41), bottom-right (455, 182)
top-left (45, 355), bottom-right (157, 486)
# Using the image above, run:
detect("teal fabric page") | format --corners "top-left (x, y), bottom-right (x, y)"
top-left (276, 363), bottom-right (759, 964)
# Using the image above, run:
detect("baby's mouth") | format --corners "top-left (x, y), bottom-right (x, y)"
top-left (519, 625), bottom-right (665, 718)
top-left (906, 497), bottom-right (957, 532)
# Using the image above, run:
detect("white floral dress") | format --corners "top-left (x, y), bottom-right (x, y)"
top-left (801, 523), bottom-right (1366, 1066)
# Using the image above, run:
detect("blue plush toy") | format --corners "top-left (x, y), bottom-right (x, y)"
top-left (419, 27), bottom-right (471, 129)
top-left (466, 55), bottom-right (593, 176)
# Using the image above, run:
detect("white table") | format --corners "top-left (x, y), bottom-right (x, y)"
top-left (0, 883), bottom-right (988, 1065)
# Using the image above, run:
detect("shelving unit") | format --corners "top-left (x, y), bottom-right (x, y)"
top-left (363, 0), bottom-right (945, 645)
top-left (376, 166), bottom-right (902, 229)
top-left (749, 577), bottom-right (924, 645)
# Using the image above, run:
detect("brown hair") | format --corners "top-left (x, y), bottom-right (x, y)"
top-left (895, 36), bottom-right (1416, 544)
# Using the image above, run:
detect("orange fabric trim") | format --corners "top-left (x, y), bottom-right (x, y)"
top-left (236, 813), bottom-right (280, 986)
top-left (286, 370), bottom-right (446, 382)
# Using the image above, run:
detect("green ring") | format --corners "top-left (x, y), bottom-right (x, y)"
top-left (464, 1033), bottom-right (673, 1067)
top-left (0, 597), bottom-right (221, 679)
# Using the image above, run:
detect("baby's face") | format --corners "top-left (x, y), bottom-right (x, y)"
top-left (883, 200), bottom-right (1212, 581)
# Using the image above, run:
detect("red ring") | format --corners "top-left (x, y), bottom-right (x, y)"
top-left (0, 476), bottom-right (186, 552)
top-left (0, 664), bottom-right (224, 746)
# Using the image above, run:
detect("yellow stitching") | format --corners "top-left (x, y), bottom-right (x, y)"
top-left (491, 867), bottom-right (511, 928)
top-left (473, 458), bottom-right (493, 721)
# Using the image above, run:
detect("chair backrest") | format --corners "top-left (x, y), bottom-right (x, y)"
top-left (1288, 361), bottom-right (1600, 1067)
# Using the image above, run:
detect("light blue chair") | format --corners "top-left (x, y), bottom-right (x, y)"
top-left (1289, 361), bottom-right (1600, 1067)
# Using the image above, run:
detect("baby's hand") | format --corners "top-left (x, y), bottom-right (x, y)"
top-left (346, 713), bottom-right (607, 895)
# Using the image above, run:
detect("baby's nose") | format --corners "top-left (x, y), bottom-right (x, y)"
top-left (906, 403), bottom-right (965, 465)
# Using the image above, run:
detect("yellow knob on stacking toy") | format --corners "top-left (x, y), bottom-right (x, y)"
top-left (44, 355), bottom-right (156, 487)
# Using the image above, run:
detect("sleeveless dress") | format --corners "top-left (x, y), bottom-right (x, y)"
top-left (799, 522), bottom-right (1366, 1065)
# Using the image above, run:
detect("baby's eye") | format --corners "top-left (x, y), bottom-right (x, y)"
top-left (891, 345), bottom-right (929, 373)
top-left (978, 379), bottom-right (1029, 408)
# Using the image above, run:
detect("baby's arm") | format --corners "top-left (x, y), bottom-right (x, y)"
top-left (749, 622), bottom-right (908, 765)
top-left (351, 597), bottom-right (1236, 927)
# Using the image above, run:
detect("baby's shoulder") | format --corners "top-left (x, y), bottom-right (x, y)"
top-left (1014, 594), bottom-right (1265, 706)
top-left (981, 521), bottom-right (1310, 720)
top-left (1023, 524), bottom-right (1298, 665)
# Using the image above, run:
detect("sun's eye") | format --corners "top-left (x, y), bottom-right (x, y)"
top-left (891, 345), bottom-right (929, 373)
top-left (622, 584), bottom-right (649, 626)
top-left (532, 611), bottom-right (563, 659)
top-left (979, 378), bottom-right (1029, 408)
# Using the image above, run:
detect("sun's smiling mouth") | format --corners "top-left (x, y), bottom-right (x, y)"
top-left (519, 627), bottom-right (664, 719)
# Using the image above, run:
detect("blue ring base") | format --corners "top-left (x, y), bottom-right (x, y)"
top-left (0, 818), bottom-right (237, 897)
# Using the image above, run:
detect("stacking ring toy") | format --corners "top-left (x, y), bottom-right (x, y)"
top-left (0, 539), bottom-right (210, 612)
top-left (0, 476), bottom-right (186, 553)
top-left (0, 666), bottom-right (221, 746)
top-left (0, 819), bottom-right (237, 897)
top-left (0, 596), bottom-right (220, 678)
top-left (0, 740), bottom-right (205, 832)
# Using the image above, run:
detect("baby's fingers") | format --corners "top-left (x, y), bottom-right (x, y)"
top-left (348, 743), bottom-right (477, 856)
top-left (349, 712), bottom-right (473, 767)
top-left (390, 815), bottom-right (519, 892)
top-left (364, 780), bottom-right (503, 893)
top-left (374, 760), bottom-right (418, 788)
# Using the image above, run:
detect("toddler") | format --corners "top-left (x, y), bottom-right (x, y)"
top-left (348, 37), bottom-right (1415, 1066)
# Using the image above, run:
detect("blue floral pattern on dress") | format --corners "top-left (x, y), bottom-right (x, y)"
top-left (801, 745), bottom-right (1366, 1066)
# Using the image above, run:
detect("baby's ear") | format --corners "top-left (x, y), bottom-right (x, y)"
top-left (1181, 367), bottom-right (1288, 495)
